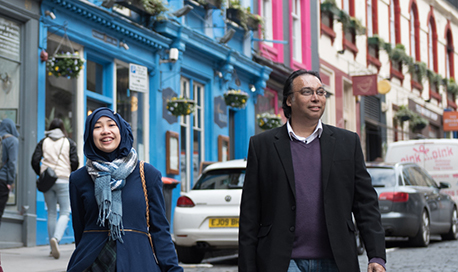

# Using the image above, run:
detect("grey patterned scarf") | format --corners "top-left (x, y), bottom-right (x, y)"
top-left (86, 148), bottom-right (138, 242)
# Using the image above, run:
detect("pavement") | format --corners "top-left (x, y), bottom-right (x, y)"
top-left (0, 243), bottom-right (236, 272)
top-left (0, 243), bottom-right (75, 272)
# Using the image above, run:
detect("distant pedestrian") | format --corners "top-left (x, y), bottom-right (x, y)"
top-left (0, 118), bottom-right (19, 228)
top-left (67, 107), bottom-right (182, 272)
top-left (31, 118), bottom-right (79, 259)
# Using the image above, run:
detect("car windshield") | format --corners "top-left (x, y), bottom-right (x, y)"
top-left (367, 168), bottom-right (397, 187)
top-left (193, 168), bottom-right (246, 190)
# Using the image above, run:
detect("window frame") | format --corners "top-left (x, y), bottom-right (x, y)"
top-left (342, 0), bottom-right (358, 56)
top-left (389, 0), bottom-right (404, 82)
top-left (445, 22), bottom-right (457, 109)
top-left (366, 0), bottom-right (381, 70)
top-left (320, 0), bottom-right (336, 44)
top-left (291, 0), bottom-right (302, 62)
top-left (409, 2), bottom-right (422, 91)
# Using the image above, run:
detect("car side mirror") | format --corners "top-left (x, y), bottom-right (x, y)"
top-left (439, 182), bottom-right (451, 189)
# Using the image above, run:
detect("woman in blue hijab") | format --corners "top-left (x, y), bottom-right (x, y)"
top-left (67, 108), bottom-right (182, 272)
top-left (0, 118), bottom-right (19, 227)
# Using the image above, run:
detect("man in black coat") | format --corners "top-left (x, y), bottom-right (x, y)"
top-left (238, 70), bottom-right (386, 272)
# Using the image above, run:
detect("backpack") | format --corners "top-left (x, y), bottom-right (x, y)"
top-left (0, 134), bottom-right (13, 169)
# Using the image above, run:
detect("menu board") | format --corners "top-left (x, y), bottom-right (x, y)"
top-left (0, 17), bottom-right (20, 61)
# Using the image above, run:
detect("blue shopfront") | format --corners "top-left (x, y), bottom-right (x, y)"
top-left (36, 0), bottom-right (271, 245)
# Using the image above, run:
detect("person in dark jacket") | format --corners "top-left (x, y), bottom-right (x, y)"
top-left (67, 107), bottom-right (182, 272)
top-left (238, 70), bottom-right (386, 272)
top-left (0, 118), bottom-right (19, 228)
top-left (31, 118), bottom-right (79, 259)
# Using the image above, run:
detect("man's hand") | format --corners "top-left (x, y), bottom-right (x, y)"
top-left (368, 262), bottom-right (385, 272)
top-left (6, 184), bottom-right (11, 191)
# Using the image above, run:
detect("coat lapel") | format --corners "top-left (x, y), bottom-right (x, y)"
top-left (320, 125), bottom-right (335, 193)
top-left (273, 125), bottom-right (296, 199)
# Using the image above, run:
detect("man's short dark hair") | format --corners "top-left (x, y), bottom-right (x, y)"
top-left (282, 70), bottom-right (322, 119)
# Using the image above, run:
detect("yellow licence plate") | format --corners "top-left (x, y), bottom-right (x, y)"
top-left (209, 218), bottom-right (239, 228)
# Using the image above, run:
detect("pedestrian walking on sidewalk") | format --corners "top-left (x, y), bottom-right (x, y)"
top-left (67, 107), bottom-right (182, 272)
top-left (0, 118), bottom-right (19, 228)
top-left (31, 118), bottom-right (79, 259)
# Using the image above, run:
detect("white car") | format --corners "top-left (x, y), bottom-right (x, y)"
top-left (173, 159), bottom-right (246, 264)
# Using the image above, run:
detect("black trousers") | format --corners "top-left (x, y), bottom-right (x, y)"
top-left (0, 179), bottom-right (10, 227)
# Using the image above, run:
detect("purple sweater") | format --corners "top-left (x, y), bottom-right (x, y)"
top-left (290, 138), bottom-right (333, 259)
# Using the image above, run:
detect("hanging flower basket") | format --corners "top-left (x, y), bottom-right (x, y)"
top-left (47, 33), bottom-right (85, 79)
top-left (409, 114), bottom-right (428, 132)
top-left (446, 78), bottom-right (458, 95)
top-left (224, 89), bottom-right (249, 109)
top-left (46, 52), bottom-right (84, 78)
top-left (166, 97), bottom-right (195, 116)
top-left (395, 105), bottom-right (413, 122)
top-left (257, 113), bottom-right (282, 130)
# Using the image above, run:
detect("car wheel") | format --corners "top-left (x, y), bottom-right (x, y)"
top-left (175, 245), bottom-right (205, 264)
top-left (355, 230), bottom-right (365, 255)
top-left (441, 207), bottom-right (458, 241)
top-left (409, 210), bottom-right (430, 247)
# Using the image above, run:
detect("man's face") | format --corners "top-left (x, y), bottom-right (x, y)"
top-left (287, 74), bottom-right (326, 123)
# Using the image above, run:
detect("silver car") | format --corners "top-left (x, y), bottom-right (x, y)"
top-left (367, 162), bottom-right (458, 246)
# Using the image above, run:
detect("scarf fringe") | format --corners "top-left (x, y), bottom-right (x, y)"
top-left (109, 214), bottom-right (124, 243)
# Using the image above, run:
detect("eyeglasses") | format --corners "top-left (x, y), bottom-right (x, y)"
top-left (291, 87), bottom-right (327, 97)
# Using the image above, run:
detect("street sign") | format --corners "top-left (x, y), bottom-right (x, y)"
top-left (129, 63), bottom-right (148, 93)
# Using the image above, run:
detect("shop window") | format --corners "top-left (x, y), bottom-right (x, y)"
top-left (45, 36), bottom-right (78, 140)
top-left (0, 16), bottom-right (21, 206)
top-left (115, 62), bottom-right (146, 160)
top-left (180, 77), bottom-right (205, 192)
top-left (86, 60), bottom-right (104, 94)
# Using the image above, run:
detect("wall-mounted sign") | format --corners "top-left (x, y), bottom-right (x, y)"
top-left (352, 74), bottom-right (378, 96)
top-left (129, 63), bottom-right (148, 93)
top-left (0, 17), bottom-right (20, 61)
top-left (444, 111), bottom-right (458, 131)
top-left (92, 30), bottom-right (118, 46)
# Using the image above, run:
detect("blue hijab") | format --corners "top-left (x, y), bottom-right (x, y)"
top-left (0, 118), bottom-right (20, 138)
top-left (84, 108), bottom-right (133, 162)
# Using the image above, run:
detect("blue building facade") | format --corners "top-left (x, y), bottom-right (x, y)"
top-left (33, 0), bottom-right (271, 245)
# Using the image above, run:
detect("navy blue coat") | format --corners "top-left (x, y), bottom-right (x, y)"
top-left (67, 161), bottom-right (182, 272)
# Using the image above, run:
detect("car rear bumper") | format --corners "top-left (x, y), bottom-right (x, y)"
top-left (173, 207), bottom-right (239, 248)
top-left (173, 228), bottom-right (239, 248)
top-left (381, 212), bottom-right (419, 237)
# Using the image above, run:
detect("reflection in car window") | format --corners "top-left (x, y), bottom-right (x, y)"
top-left (409, 167), bottom-right (429, 186)
top-left (418, 168), bottom-right (438, 188)
top-left (402, 167), bottom-right (416, 186)
top-left (367, 168), bottom-right (397, 187)
top-left (193, 169), bottom-right (246, 190)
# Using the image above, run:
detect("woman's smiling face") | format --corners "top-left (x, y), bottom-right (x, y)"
top-left (93, 116), bottom-right (121, 153)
